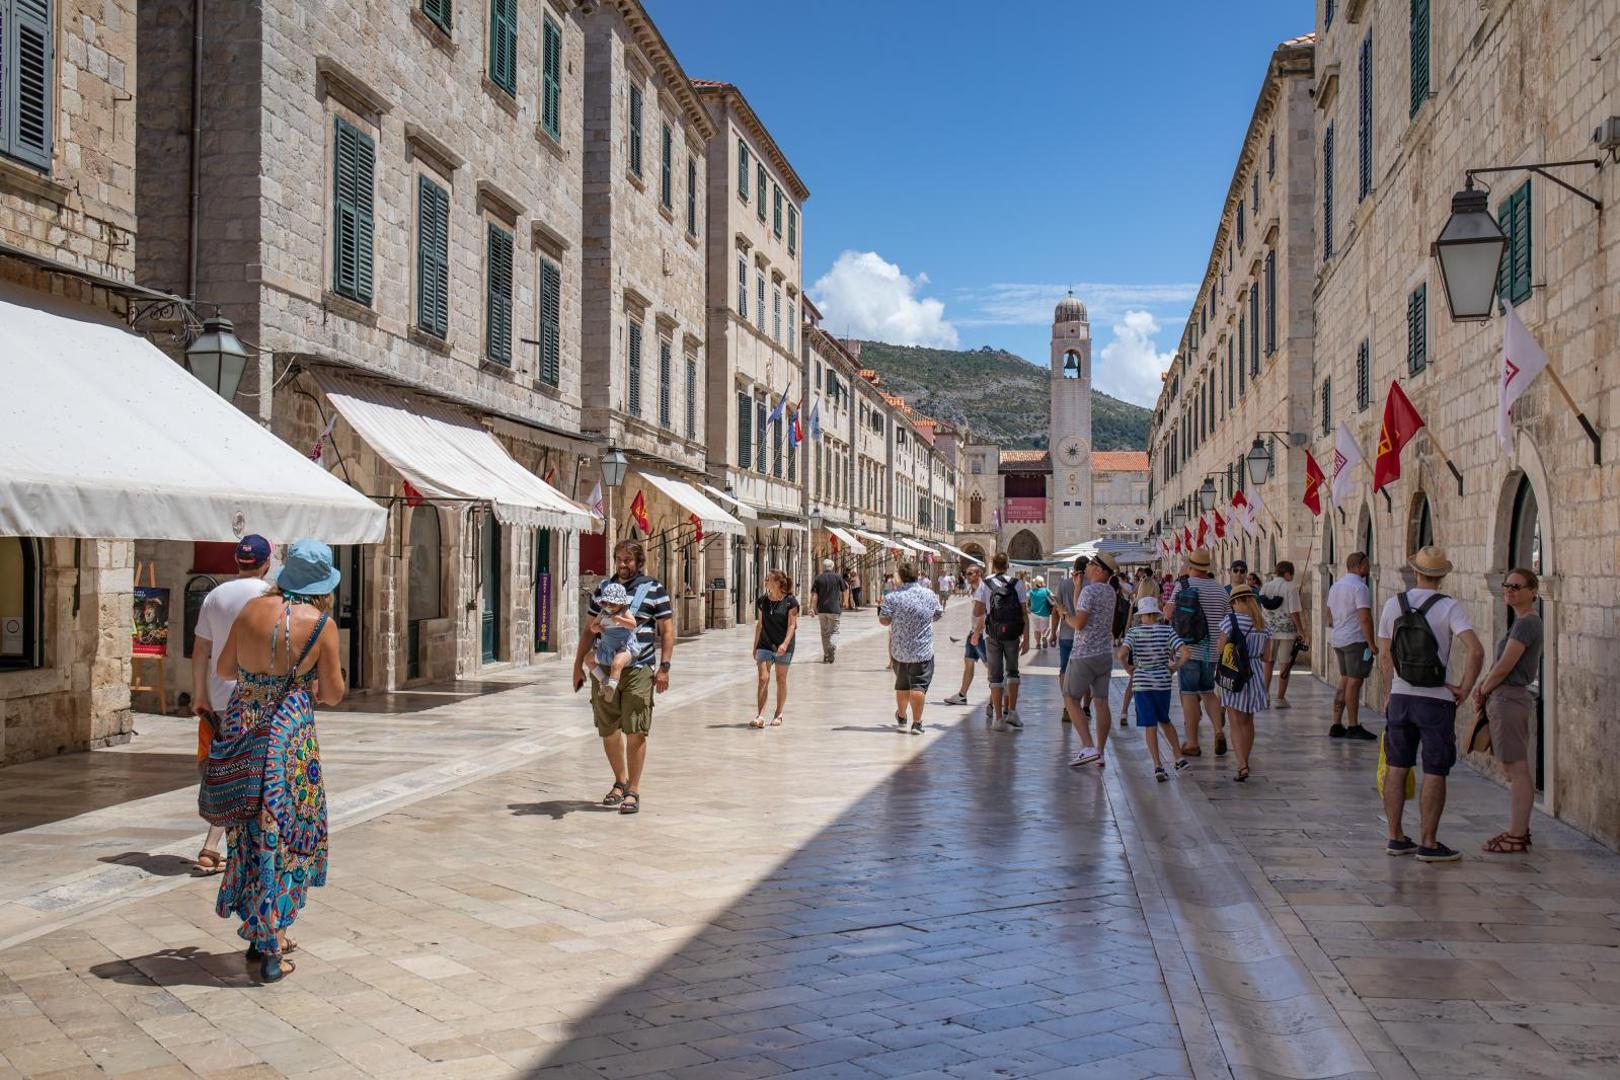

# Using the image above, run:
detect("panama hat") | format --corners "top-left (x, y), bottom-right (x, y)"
top-left (1407, 545), bottom-right (1454, 578)
top-left (1184, 548), bottom-right (1213, 571)
top-left (1135, 596), bottom-right (1161, 616)
top-left (276, 539), bottom-right (341, 596)
top-left (1091, 550), bottom-right (1120, 575)
top-left (1228, 584), bottom-right (1257, 602)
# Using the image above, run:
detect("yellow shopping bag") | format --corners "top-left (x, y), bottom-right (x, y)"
top-left (1376, 729), bottom-right (1416, 799)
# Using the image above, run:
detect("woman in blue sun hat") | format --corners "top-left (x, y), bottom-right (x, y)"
top-left (212, 539), bottom-right (347, 982)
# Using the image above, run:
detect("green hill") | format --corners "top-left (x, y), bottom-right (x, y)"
top-left (852, 340), bottom-right (1150, 451)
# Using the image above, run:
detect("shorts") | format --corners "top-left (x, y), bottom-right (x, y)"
top-left (1177, 658), bottom-right (1216, 695)
top-left (1064, 651), bottom-right (1112, 700)
top-left (983, 635), bottom-right (1021, 688)
top-left (594, 642), bottom-right (631, 670)
top-left (963, 637), bottom-right (986, 662)
top-left (1134, 689), bottom-right (1174, 727)
top-left (1486, 685), bottom-right (1533, 764)
top-left (1058, 637), bottom-right (1073, 674)
top-left (754, 648), bottom-right (793, 666)
top-left (591, 664), bottom-right (654, 737)
top-left (1384, 693), bottom-right (1458, 777)
top-left (1336, 644), bottom-right (1373, 679)
top-left (893, 658), bottom-right (934, 692)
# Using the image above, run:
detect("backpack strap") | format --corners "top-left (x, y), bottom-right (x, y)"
top-left (1416, 593), bottom-right (1447, 616)
top-left (625, 580), bottom-right (656, 617)
top-left (1398, 592), bottom-right (1413, 616)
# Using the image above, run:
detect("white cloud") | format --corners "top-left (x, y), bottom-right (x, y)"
top-left (954, 282), bottom-right (1199, 328)
top-left (1098, 310), bottom-right (1177, 407)
top-left (810, 251), bottom-right (958, 348)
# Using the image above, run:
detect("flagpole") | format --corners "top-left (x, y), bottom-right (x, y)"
top-left (1545, 367), bottom-right (1603, 464)
top-left (1421, 430), bottom-right (1465, 495)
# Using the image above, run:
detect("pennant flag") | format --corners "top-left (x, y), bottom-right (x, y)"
top-left (788, 405), bottom-right (803, 449)
top-left (1303, 450), bottom-right (1326, 516)
top-left (1500, 299), bottom-right (1551, 451)
top-left (629, 489), bottom-right (650, 536)
top-left (402, 480), bottom-right (424, 508)
top-left (1373, 382), bottom-right (1426, 492)
top-left (309, 413), bottom-right (338, 465)
top-left (688, 512), bottom-right (704, 542)
top-left (1231, 490), bottom-right (1255, 536)
top-left (1332, 422), bottom-right (1367, 506)
top-left (829, 532), bottom-right (840, 554)
top-left (1174, 532), bottom-right (1183, 555)
top-left (543, 466), bottom-right (556, 485)
top-left (1195, 513), bottom-right (1209, 548)
top-left (766, 381), bottom-right (791, 427)
top-left (585, 481), bottom-right (605, 521)
top-left (1212, 507), bottom-right (1227, 540)
top-left (809, 397), bottom-right (823, 441)
top-left (1182, 524), bottom-right (1193, 550)
top-left (1246, 487), bottom-right (1267, 534)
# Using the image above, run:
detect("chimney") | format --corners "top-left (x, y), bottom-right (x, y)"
top-left (841, 339), bottom-right (862, 363)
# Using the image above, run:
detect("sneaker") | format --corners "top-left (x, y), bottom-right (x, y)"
top-left (1154, 767), bottom-right (1169, 783)
top-left (991, 719), bottom-right (1008, 732)
top-left (1329, 723), bottom-right (1348, 738)
top-left (1004, 709), bottom-right (1023, 728)
top-left (909, 721), bottom-right (923, 735)
top-left (898, 721), bottom-right (913, 735)
top-left (1385, 836), bottom-right (1418, 857)
top-left (1417, 843), bottom-right (1462, 863)
top-left (1174, 758), bottom-right (1191, 773)
top-left (1344, 725), bottom-right (1379, 742)
top-left (943, 693), bottom-right (969, 705)
top-left (1069, 748), bottom-right (1100, 768)
top-left (1274, 697), bottom-right (1291, 709)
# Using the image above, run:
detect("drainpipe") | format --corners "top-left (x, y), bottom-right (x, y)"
top-left (186, 0), bottom-right (203, 301)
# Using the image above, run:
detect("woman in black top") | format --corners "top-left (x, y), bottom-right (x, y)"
top-left (750, 569), bottom-right (800, 728)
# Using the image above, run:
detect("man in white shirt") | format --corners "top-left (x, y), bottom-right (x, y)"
top-left (1376, 546), bottom-right (1484, 863)
top-left (1261, 561), bottom-right (1308, 707)
top-left (1325, 552), bottom-right (1379, 741)
top-left (970, 552), bottom-right (1030, 731)
top-left (188, 535), bottom-right (273, 874)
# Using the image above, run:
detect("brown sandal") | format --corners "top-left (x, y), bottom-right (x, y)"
top-left (1482, 832), bottom-right (1530, 854)
top-left (1181, 744), bottom-right (1202, 757)
top-left (193, 849), bottom-right (226, 875)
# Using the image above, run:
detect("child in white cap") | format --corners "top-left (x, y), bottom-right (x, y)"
top-left (1119, 595), bottom-right (1191, 782)
top-left (588, 582), bottom-right (639, 700)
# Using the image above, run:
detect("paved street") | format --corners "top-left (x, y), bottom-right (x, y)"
top-left (3, 604), bottom-right (1619, 1079)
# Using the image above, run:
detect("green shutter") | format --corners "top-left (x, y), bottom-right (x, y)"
top-left (1497, 181), bottom-right (1532, 305)
top-left (627, 321), bottom-right (642, 416)
top-left (4, 0), bottom-right (53, 169)
top-left (485, 223), bottom-right (513, 365)
top-left (1358, 31), bottom-right (1373, 200)
top-left (489, 0), bottom-right (517, 96)
top-left (541, 15), bottom-right (562, 139)
top-left (685, 356), bottom-right (696, 439)
top-left (756, 164), bottom-right (766, 221)
top-left (658, 339), bottom-right (671, 429)
top-left (1322, 125), bottom-right (1335, 260)
top-left (1264, 251), bottom-right (1276, 353)
top-left (772, 184), bottom-right (782, 236)
top-left (737, 391), bottom-right (751, 468)
top-left (628, 87), bottom-right (643, 177)
top-left (686, 157), bottom-right (697, 234)
top-left (756, 400), bottom-right (766, 470)
top-left (539, 258), bottom-right (561, 386)
top-left (660, 123), bottom-right (672, 208)
top-left (422, 0), bottom-right (451, 33)
top-left (1406, 285), bottom-right (1427, 375)
top-left (788, 206), bottom-right (797, 255)
top-left (1409, 0), bottom-right (1430, 117)
top-left (333, 118), bottom-right (375, 305)
top-left (737, 140), bottom-right (749, 200)
top-left (416, 176), bottom-right (449, 338)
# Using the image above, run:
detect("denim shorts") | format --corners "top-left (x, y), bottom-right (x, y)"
top-left (983, 635), bottom-right (1021, 688)
top-left (963, 638), bottom-right (986, 662)
top-left (1384, 693), bottom-right (1458, 776)
top-left (754, 648), bottom-right (792, 666)
top-left (893, 658), bottom-right (934, 692)
top-left (1178, 658), bottom-right (1216, 694)
top-left (1058, 637), bottom-right (1073, 674)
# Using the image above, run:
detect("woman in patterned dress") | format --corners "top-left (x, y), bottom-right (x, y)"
top-left (1216, 585), bottom-right (1270, 783)
top-left (213, 540), bottom-right (346, 982)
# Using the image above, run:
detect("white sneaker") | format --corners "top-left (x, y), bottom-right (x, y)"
top-left (1004, 709), bottom-right (1023, 728)
top-left (943, 693), bottom-right (968, 705)
top-left (1069, 747), bottom-right (1100, 768)
top-left (992, 718), bottom-right (1008, 731)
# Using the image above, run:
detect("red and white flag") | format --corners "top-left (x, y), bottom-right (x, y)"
top-left (1499, 300), bottom-right (1550, 452)
top-left (585, 481), bottom-right (605, 521)
top-left (1245, 487), bottom-right (1267, 534)
top-left (1230, 490), bottom-right (1256, 536)
top-left (1331, 422), bottom-right (1367, 506)
top-left (1212, 507), bottom-right (1227, 541)
top-left (308, 414), bottom-right (338, 465)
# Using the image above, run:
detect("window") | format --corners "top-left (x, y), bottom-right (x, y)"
top-left (786, 300), bottom-right (795, 353)
top-left (1497, 180), bottom-right (1532, 304)
top-left (422, 0), bottom-right (451, 33)
top-left (736, 257), bottom-right (747, 318)
top-left (772, 287), bottom-right (781, 343)
top-left (756, 164), bottom-right (766, 222)
top-left (1322, 123), bottom-right (1335, 260)
top-left (737, 391), bottom-right (752, 468)
top-left (659, 123), bottom-right (673, 208)
top-left (1356, 339), bottom-right (1370, 410)
top-left (541, 15), bottom-right (563, 140)
top-left (787, 427), bottom-right (797, 482)
top-left (737, 138), bottom-right (749, 201)
top-left (483, 223), bottom-right (514, 364)
top-left (772, 183), bottom-right (782, 237)
top-left (755, 399), bottom-right (767, 471)
top-left (1321, 377), bottom-right (1333, 436)
top-left (627, 319), bottom-right (643, 416)
top-left (538, 258), bottom-right (562, 387)
top-left (1407, 283), bottom-right (1428, 375)
top-left (1410, 491), bottom-right (1434, 551)
top-left (755, 271), bottom-right (765, 331)
top-left (0, 536), bottom-right (43, 669)
top-left (1252, 171), bottom-right (1260, 215)
top-left (1236, 201), bottom-right (1246, 248)
top-left (1325, 0), bottom-right (1335, 29)
top-left (1410, 0), bottom-right (1430, 117)
top-left (1233, 326), bottom-right (1242, 403)
top-left (657, 338), bottom-right (672, 429)
top-left (1267, 132), bottom-right (1276, 177)
top-left (787, 205), bottom-right (797, 256)
top-left (332, 117), bottom-right (376, 305)
top-left (628, 86), bottom-right (643, 177)
top-left (416, 176), bottom-right (450, 338)
top-left (408, 508), bottom-right (443, 621)
top-left (686, 157), bottom-right (698, 235)
top-left (1358, 31), bottom-right (1373, 201)
top-left (1264, 250), bottom-right (1276, 354)
top-left (488, 0), bottom-right (517, 96)
top-left (1249, 286), bottom-right (1260, 375)
top-left (685, 355), bottom-right (697, 439)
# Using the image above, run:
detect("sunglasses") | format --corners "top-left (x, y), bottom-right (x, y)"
top-left (1502, 582), bottom-right (1531, 591)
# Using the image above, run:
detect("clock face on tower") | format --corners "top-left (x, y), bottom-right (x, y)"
top-left (1057, 436), bottom-right (1089, 467)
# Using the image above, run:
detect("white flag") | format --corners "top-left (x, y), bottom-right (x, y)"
top-left (1245, 486), bottom-right (1266, 534)
top-left (1231, 491), bottom-right (1257, 537)
top-left (1331, 423), bottom-right (1366, 506)
top-left (1500, 300), bottom-right (1550, 452)
top-left (585, 481), bottom-right (605, 522)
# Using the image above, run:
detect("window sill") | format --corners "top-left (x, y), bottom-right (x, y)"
top-left (481, 355), bottom-right (516, 375)
top-left (535, 123), bottom-right (566, 159)
top-left (0, 154), bottom-right (69, 203)
top-left (408, 325), bottom-right (452, 354)
top-left (482, 77), bottom-right (519, 118)
top-left (626, 170), bottom-right (646, 193)
top-left (534, 377), bottom-right (563, 398)
top-left (410, 9), bottom-right (457, 56)
top-left (658, 204), bottom-right (675, 225)
top-left (324, 290), bottom-right (378, 326)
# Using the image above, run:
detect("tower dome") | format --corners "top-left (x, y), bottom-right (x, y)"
top-left (1054, 294), bottom-right (1087, 324)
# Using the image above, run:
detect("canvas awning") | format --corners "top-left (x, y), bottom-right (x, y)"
top-left (826, 525), bottom-right (867, 555)
top-left (852, 527), bottom-right (905, 552)
top-left (318, 372), bottom-right (593, 532)
top-left (0, 285), bottom-right (387, 542)
top-left (758, 518), bottom-right (806, 532)
top-left (700, 484), bottom-right (758, 520)
top-left (897, 537), bottom-right (937, 556)
top-left (937, 541), bottom-right (985, 566)
top-left (637, 472), bottom-right (746, 537)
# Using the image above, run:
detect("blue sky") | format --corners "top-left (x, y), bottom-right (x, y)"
top-left (645, 0), bottom-right (1313, 407)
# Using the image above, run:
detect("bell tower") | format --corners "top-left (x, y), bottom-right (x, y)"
top-left (1049, 293), bottom-right (1093, 551)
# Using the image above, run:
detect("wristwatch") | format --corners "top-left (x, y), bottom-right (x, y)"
top-left (658, 660), bottom-right (672, 672)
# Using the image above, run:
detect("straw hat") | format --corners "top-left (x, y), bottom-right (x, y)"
top-left (1228, 584), bottom-right (1257, 603)
top-left (1184, 548), bottom-right (1213, 571)
top-left (1407, 545), bottom-right (1453, 578)
top-left (1091, 550), bottom-right (1120, 575)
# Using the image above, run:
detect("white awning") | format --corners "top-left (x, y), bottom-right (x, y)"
top-left (759, 519), bottom-right (806, 532)
top-left (318, 372), bottom-right (593, 532)
top-left (826, 525), bottom-right (867, 555)
top-left (0, 285), bottom-right (387, 543)
top-left (700, 484), bottom-right (757, 520)
top-left (938, 541), bottom-right (985, 567)
top-left (637, 472), bottom-right (746, 537)
top-left (898, 537), bottom-right (937, 556)
top-left (852, 527), bottom-right (905, 552)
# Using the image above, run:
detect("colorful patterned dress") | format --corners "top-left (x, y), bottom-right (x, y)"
top-left (215, 621), bottom-right (328, 957)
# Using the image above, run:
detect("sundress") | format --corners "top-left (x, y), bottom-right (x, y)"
top-left (1217, 612), bottom-right (1270, 714)
top-left (215, 610), bottom-right (328, 957)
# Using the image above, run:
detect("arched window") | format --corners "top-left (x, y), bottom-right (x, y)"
top-left (1061, 350), bottom-right (1082, 380)
top-left (408, 507), bottom-right (442, 621)
top-left (969, 492), bottom-right (983, 525)
top-left (1408, 492), bottom-right (1434, 552)
top-left (0, 537), bottom-right (44, 670)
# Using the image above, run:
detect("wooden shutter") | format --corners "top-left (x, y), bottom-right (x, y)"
top-left (686, 157), bottom-right (697, 234)
top-left (685, 356), bottom-right (696, 439)
top-left (756, 164), bottom-right (766, 221)
top-left (628, 87), bottom-right (643, 177)
top-left (416, 176), bottom-right (450, 338)
top-left (1358, 31), bottom-right (1373, 200)
top-left (1497, 181), bottom-right (1532, 304)
top-left (4, 0), bottom-right (53, 169)
top-left (1264, 251), bottom-right (1276, 354)
top-left (737, 140), bottom-right (748, 200)
top-left (736, 258), bottom-right (747, 318)
top-left (1357, 340), bottom-right (1370, 410)
top-left (1409, 0), bottom-right (1430, 117)
top-left (485, 223), bottom-right (513, 365)
top-left (422, 0), bottom-right (451, 33)
top-left (539, 258), bottom-right (562, 386)
top-left (542, 15), bottom-right (562, 139)
top-left (660, 123), bottom-right (672, 207)
top-left (658, 339), bottom-right (671, 428)
top-left (1249, 286), bottom-right (1259, 374)
top-left (788, 206), bottom-right (797, 255)
top-left (737, 391), bottom-right (751, 468)
top-left (333, 118), bottom-right (375, 305)
top-left (755, 400), bottom-right (766, 470)
top-left (489, 0), bottom-right (517, 96)
top-left (772, 184), bottom-right (782, 236)
top-left (772, 412), bottom-right (782, 478)
top-left (1322, 125), bottom-right (1334, 260)
top-left (1321, 378), bottom-right (1332, 436)
top-left (627, 320), bottom-right (642, 416)
top-left (1406, 284), bottom-right (1427, 374)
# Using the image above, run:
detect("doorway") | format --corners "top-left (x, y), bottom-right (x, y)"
top-left (334, 545), bottom-right (365, 689)
top-left (1509, 477), bottom-right (1545, 792)
top-left (481, 514), bottom-right (501, 663)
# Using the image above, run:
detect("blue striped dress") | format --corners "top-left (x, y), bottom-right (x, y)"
top-left (1218, 612), bottom-right (1270, 714)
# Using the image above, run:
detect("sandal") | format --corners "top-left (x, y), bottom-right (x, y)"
top-left (1215, 733), bottom-right (1228, 757)
top-left (246, 940), bottom-right (298, 962)
top-left (602, 780), bottom-right (629, 806)
top-left (193, 848), bottom-right (226, 875)
top-left (259, 956), bottom-right (295, 982)
top-left (1181, 744), bottom-right (1202, 757)
top-left (619, 792), bottom-right (640, 815)
top-left (1235, 766), bottom-right (1250, 783)
top-left (769, 714), bottom-right (784, 726)
top-left (749, 716), bottom-right (766, 729)
top-left (1482, 831), bottom-right (1530, 854)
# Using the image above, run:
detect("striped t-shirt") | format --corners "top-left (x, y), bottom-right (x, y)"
top-left (1122, 623), bottom-right (1185, 691)
top-left (588, 573), bottom-right (672, 668)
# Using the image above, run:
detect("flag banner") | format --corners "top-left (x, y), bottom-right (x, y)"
top-left (585, 481), bottom-right (605, 521)
top-left (1174, 532), bottom-right (1183, 554)
top-left (1373, 382), bottom-right (1426, 492)
top-left (688, 512), bottom-right (704, 542)
top-left (1195, 513), bottom-right (1209, 548)
top-left (788, 405), bottom-right (803, 448)
top-left (629, 489), bottom-right (650, 536)
top-left (309, 413), bottom-right (338, 465)
top-left (1247, 487), bottom-right (1267, 533)
top-left (1500, 299), bottom-right (1551, 452)
top-left (1183, 525), bottom-right (1193, 550)
top-left (402, 480), bottom-right (424, 508)
top-left (809, 397), bottom-right (822, 441)
top-left (1332, 422), bottom-right (1367, 506)
top-left (1303, 450), bottom-right (1326, 516)
top-left (1212, 507), bottom-right (1227, 541)
top-left (829, 532), bottom-right (840, 554)
top-left (766, 381), bottom-right (792, 427)
top-left (1231, 490), bottom-right (1256, 536)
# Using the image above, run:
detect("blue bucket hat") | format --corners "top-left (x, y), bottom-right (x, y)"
top-left (276, 539), bottom-right (341, 596)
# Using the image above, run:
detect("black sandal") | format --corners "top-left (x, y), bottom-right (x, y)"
top-left (246, 940), bottom-right (297, 962)
top-left (602, 780), bottom-right (628, 806)
top-left (259, 956), bottom-right (295, 982)
top-left (619, 791), bottom-right (640, 815)
top-left (1235, 765), bottom-right (1250, 782)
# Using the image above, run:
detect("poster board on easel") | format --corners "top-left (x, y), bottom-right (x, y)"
top-left (130, 561), bottom-right (169, 713)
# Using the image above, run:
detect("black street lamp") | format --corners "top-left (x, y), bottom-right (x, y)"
top-left (1430, 181), bottom-right (1507, 321)
top-left (1198, 477), bottom-right (1217, 512)
top-left (600, 446), bottom-right (629, 489)
top-left (1246, 437), bottom-right (1273, 487)
top-left (185, 317), bottom-right (251, 403)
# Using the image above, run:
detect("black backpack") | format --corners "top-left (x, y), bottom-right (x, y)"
top-left (1112, 590), bottom-right (1131, 639)
top-left (1391, 593), bottom-right (1449, 686)
top-left (1171, 584), bottom-right (1209, 644)
top-left (1215, 614), bottom-right (1253, 693)
top-left (986, 577), bottom-right (1025, 641)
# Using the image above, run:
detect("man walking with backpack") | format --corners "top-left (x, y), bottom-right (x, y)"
top-left (1170, 549), bottom-right (1229, 757)
top-left (1376, 546), bottom-right (1484, 863)
top-left (970, 552), bottom-right (1030, 731)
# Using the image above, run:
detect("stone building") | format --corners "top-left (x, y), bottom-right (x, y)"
top-left (694, 77), bottom-right (809, 627)
top-left (133, 0), bottom-right (598, 695)
top-left (1308, 0), bottom-right (1620, 846)
top-left (1, 0), bottom-right (140, 763)
top-left (805, 317), bottom-right (860, 589)
top-left (1148, 34), bottom-right (1317, 578)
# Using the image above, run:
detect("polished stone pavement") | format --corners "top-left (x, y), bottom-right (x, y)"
top-left (1, 603), bottom-right (1616, 1078)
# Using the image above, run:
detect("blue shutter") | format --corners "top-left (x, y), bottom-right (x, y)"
top-left (538, 258), bottom-right (562, 386)
top-left (416, 176), bottom-right (450, 338)
top-left (489, 0), bottom-right (517, 96)
top-left (1358, 31), bottom-right (1373, 200)
top-left (485, 223), bottom-right (513, 365)
top-left (333, 118), bottom-right (375, 305)
top-left (541, 16), bottom-right (563, 139)
top-left (3, 0), bottom-right (53, 170)
top-left (1410, 0), bottom-right (1430, 117)
top-left (627, 320), bottom-right (642, 416)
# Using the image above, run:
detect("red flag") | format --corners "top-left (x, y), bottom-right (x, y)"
top-left (1182, 525), bottom-right (1193, 550)
top-left (1373, 381), bottom-right (1426, 492)
top-left (688, 512), bottom-right (703, 542)
top-left (1302, 450), bottom-right (1326, 516)
top-left (829, 532), bottom-right (840, 554)
top-left (1195, 514), bottom-right (1209, 548)
top-left (1212, 507), bottom-right (1226, 540)
top-left (543, 467), bottom-right (556, 485)
top-left (1173, 532), bottom-right (1183, 554)
top-left (629, 490), bottom-right (650, 535)
top-left (402, 481), bottom-right (424, 508)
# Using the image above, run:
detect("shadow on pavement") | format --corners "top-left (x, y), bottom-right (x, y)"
top-left (97, 851), bottom-right (198, 877)
top-left (90, 947), bottom-right (258, 989)
top-left (0, 752), bottom-right (200, 834)
top-left (507, 800), bottom-right (614, 820)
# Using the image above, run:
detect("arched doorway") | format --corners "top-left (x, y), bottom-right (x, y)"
top-left (1508, 475), bottom-right (1545, 793)
top-left (961, 542), bottom-right (987, 575)
top-left (1007, 530), bottom-right (1041, 562)
top-left (1408, 491), bottom-right (1434, 552)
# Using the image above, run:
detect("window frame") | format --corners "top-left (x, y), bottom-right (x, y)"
top-left (0, 536), bottom-right (44, 670)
